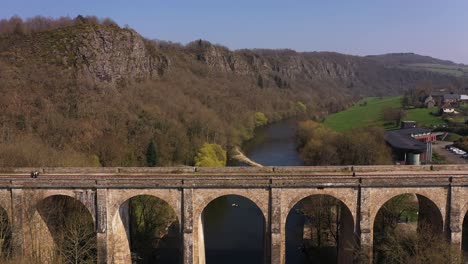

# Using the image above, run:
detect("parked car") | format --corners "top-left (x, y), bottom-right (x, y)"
top-left (452, 148), bottom-right (466, 155)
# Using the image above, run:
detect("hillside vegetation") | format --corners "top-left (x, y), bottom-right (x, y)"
top-left (0, 16), bottom-right (465, 167)
top-left (297, 120), bottom-right (392, 165)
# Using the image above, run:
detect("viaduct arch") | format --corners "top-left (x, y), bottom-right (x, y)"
top-left (0, 165), bottom-right (466, 263)
top-left (200, 194), bottom-right (266, 264)
top-left (285, 193), bottom-right (356, 263)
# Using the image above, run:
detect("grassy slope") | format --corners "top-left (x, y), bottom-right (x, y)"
top-left (323, 96), bottom-right (444, 132)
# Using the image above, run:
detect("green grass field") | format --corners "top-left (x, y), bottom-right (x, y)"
top-left (405, 107), bottom-right (445, 127)
top-left (323, 97), bottom-right (401, 132)
top-left (323, 96), bottom-right (445, 132)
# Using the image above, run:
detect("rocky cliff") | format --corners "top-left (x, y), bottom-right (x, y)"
top-left (0, 24), bottom-right (169, 86)
top-left (186, 43), bottom-right (464, 97)
top-left (1, 23), bottom-right (464, 95)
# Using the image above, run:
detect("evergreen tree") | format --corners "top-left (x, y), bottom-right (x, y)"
top-left (146, 140), bottom-right (157, 167)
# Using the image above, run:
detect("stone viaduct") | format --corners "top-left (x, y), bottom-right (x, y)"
top-left (0, 165), bottom-right (467, 263)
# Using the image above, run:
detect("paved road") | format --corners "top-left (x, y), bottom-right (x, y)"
top-left (432, 141), bottom-right (468, 164)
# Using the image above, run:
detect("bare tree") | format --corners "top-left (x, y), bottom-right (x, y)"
top-left (373, 194), bottom-right (463, 264)
top-left (376, 223), bottom-right (462, 264)
top-left (0, 207), bottom-right (11, 259)
top-left (298, 195), bottom-right (351, 263)
top-left (381, 106), bottom-right (406, 127)
top-left (37, 196), bottom-right (97, 264)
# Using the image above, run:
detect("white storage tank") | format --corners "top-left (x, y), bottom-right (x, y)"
top-left (407, 153), bottom-right (420, 165)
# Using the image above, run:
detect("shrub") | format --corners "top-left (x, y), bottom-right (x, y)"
top-left (194, 143), bottom-right (226, 167)
top-left (254, 112), bottom-right (268, 127)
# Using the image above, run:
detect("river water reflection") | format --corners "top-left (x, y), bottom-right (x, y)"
top-left (243, 118), bottom-right (304, 166)
top-left (203, 119), bottom-right (309, 264)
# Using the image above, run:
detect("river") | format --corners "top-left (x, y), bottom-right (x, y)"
top-left (202, 118), bottom-right (309, 264)
top-left (242, 118), bottom-right (304, 166)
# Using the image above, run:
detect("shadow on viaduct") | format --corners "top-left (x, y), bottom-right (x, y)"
top-left (0, 165), bottom-right (467, 264)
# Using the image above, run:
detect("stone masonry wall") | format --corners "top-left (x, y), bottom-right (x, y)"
top-left (0, 165), bottom-right (466, 263)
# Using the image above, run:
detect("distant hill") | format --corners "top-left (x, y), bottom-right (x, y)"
top-left (366, 53), bottom-right (459, 66)
top-left (0, 16), bottom-right (466, 167)
top-left (367, 53), bottom-right (468, 78)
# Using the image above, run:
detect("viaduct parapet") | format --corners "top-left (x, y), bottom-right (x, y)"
top-left (0, 165), bottom-right (467, 263)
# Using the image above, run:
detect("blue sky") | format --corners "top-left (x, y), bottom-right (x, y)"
top-left (2, 0), bottom-right (467, 63)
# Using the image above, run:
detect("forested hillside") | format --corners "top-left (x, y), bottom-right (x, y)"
top-left (0, 16), bottom-right (466, 167)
